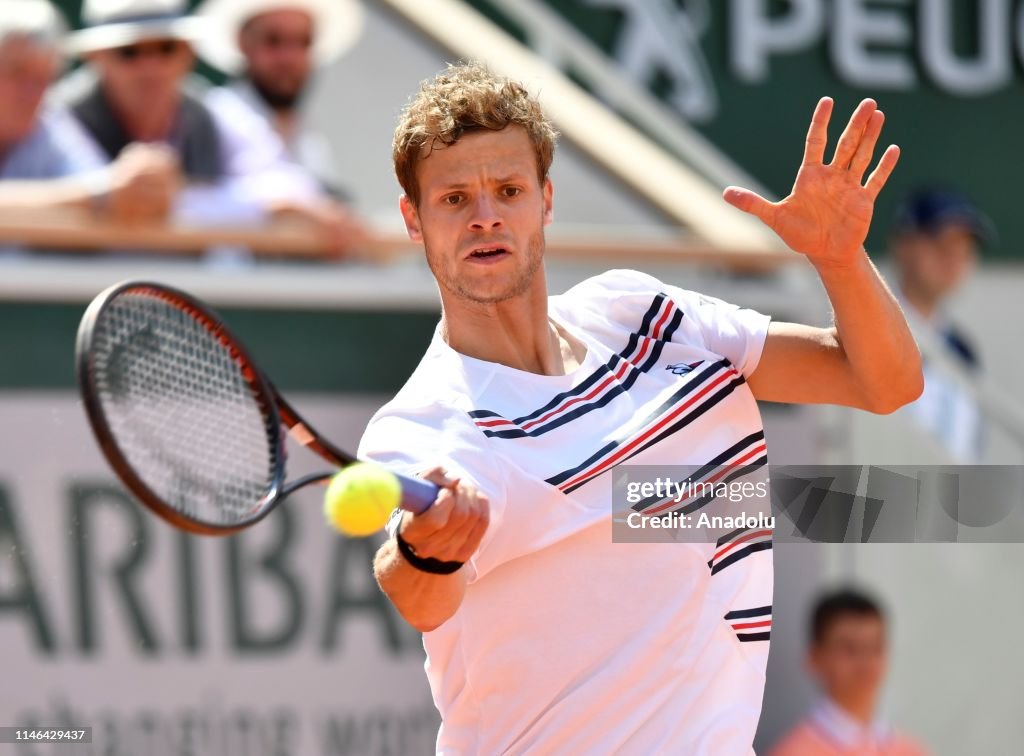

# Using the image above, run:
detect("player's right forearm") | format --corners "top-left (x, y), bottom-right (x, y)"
top-left (373, 539), bottom-right (467, 633)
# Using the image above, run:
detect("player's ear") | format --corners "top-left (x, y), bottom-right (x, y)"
top-left (400, 195), bottom-right (423, 242)
top-left (542, 177), bottom-right (553, 227)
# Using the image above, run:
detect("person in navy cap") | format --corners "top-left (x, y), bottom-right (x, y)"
top-left (889, 187), bottom-right (994, 461)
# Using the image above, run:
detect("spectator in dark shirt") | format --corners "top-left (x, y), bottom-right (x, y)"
top-left (56, 0), bottom-right (365, 254)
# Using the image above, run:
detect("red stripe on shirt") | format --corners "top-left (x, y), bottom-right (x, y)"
top-left (475, 418), bottom-right (516, 428)
top-left (644, 442), bottom-right (768, 515)
top-left (522, 360), bottom-right (632, 431)
top-left (732, 619), bottom-right (772, 630)
top-left (649, 300), bottom-right (675, 341)
top-left (558, 365), bottom-right (737, 492)
top-left (714, 529), bottom-right (773, 561)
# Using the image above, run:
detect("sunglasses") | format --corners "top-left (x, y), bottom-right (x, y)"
top-left (258, 32), bottom-right (313, 50)
top-left (112, 40), bottom-right (184, 61)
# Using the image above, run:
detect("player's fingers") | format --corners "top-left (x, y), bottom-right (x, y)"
top-left (446, 485), bottom-right (488, 538)
top-left (421, 466), bottom-right (459, 489)
top-left (417, 511), bottom-right (476, 560)
top-left (425, 489), bottom-right (489, 561)
top-left (849, 110), bottom-right (885, 182)
top-left (426, 482), bottom-right (486, 540)
top-left (865, 144), bottom-right (901, 200)
top-left (453, 493), bottom-right (490, 562)
top-left (401, 489), bottom-right (481, 561)
top-left (403, 468), bottom-right (483, 540)
top-left (830, 98), bottom-right (876, 168)
top-left (802, 96), bottom-right (833, 166)
top-left (722, 186), bottom-right (775, 226)
top-left (403, 481), bottom-right (458, 540)
top-left (436, 486), bottom-right (475, 533)
top-left (451, 511), bottom-right (490, 564)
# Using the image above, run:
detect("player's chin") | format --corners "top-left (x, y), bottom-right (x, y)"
top-left (455, 280), bottom-right (523, 306)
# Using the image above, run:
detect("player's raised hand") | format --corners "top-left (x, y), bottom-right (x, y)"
top-left (399, 467), bottom-right (490, 564)
top-left (722, 97), bottom-right (900, 271)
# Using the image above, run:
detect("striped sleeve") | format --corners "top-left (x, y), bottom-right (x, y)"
top-left (569, 270), bottom-right (771, 378)
top-left (675, 289), bottom-right (771, 378)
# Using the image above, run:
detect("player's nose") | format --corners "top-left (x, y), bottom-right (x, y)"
top-left (468, 194), bottom-right (503, 231)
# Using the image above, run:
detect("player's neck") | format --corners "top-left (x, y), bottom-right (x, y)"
top-left (440, 286), bottom-right (584, 376)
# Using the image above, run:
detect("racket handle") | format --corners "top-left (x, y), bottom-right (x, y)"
top-left (397, 474), bottom-right (440, 514)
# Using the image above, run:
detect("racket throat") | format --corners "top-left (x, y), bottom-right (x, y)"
top-left (288, 422), bottom-right (316, 447)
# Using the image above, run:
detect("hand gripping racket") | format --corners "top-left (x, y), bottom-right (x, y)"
top-left (75, 280), bottom-right (438, 535)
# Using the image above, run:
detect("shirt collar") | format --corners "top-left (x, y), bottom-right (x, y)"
top-left (811, 696), bottom-right (893, 749)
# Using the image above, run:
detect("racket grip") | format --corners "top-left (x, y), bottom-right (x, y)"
top-left (397, 474), bottom-right (440, 514)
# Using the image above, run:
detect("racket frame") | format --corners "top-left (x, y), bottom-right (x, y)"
top-left (76, 279), bottom-right (438, 535)
top-left (76, 280), bottom-right (289, 536)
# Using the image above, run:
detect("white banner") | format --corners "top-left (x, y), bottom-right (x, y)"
top-left (0, 394), bottom-right (438, 756)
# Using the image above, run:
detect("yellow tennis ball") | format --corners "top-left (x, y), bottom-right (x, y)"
top-left (323, 463), bottom-right (401, 537)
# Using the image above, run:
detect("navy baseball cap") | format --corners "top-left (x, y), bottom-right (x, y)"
top-left (892, 188), bottom-right (996, 245)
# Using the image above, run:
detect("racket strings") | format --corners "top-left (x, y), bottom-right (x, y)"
top-left (91, 292), bottom-right (277, 526)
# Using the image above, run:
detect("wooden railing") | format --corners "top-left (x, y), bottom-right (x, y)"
top-left (0, 208), bottom-right (799, 271)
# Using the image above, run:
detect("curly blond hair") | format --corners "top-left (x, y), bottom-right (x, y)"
top-left (393, 62), bottom-right (559, 205)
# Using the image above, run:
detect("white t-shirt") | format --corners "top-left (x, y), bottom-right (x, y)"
top-left (359, 269), bottom-right (774, 755)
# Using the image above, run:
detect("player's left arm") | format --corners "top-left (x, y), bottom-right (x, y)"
top-left (724, 96), bottom-right (923, 414)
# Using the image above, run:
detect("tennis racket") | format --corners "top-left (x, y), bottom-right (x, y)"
top-left (75, 280), bottom-right (438, 536)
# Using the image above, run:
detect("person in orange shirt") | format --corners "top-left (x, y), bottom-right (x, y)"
top-left (769, 588), bottom-right (929, 756)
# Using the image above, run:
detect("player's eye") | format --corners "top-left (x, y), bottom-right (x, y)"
top-left (443, 194), bottom-right (463, 206)
top-left (502, 186), bottom-right (522, 198)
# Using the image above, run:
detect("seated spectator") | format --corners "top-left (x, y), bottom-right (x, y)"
top-left (57, 0), bottom-right (364, 254)
top-left (0, 0), bottom-right (177, 224)
top-left (769, 588), bottom-right (929, 756)
top-left (197, 0), bottom-right (362, 198)
top-left (890, 187), bottom-right (992, 461)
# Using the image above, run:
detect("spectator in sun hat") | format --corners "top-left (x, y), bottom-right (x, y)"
top-left (195, 0), bottom-right (364, 198)
top-left (55, 0), bottom-right (364, 253)
top-left (0, 0), bottom-right (176, 224)
top-left (889, 186), bottom-right (994, 461)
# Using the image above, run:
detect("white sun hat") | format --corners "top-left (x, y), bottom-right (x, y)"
top-left (0, 0), bottom-right (67, 47)
top-left (66, 0), bottom-right (204, 55)
top-left (193, 0), bottom-right (364, 75)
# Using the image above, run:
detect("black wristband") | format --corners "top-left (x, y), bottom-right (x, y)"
top-left (395, 531), bottom-right (464, 575)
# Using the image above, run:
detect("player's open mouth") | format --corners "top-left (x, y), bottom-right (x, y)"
top-left (467, 247), bottom-right (511, 263)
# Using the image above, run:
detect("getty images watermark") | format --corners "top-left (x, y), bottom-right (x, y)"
top-left (611, 464), bottom-right (1024, 544)
top-left (623, 476), bottom-right (773, 531)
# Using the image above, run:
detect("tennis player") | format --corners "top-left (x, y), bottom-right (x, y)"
top-left (359, 63), bottom-right (923, 754)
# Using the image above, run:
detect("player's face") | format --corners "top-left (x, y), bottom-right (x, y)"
top-left (0, 38), bottom-right (59, 144)
top-left (91, 39), bottom-right (193, 117)
top-left (240, 10), bottom-right (314, 109)
top-left (401, 126), bottom-right (553, 306)
top-left (810, 615), bottom-right (887, 704)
